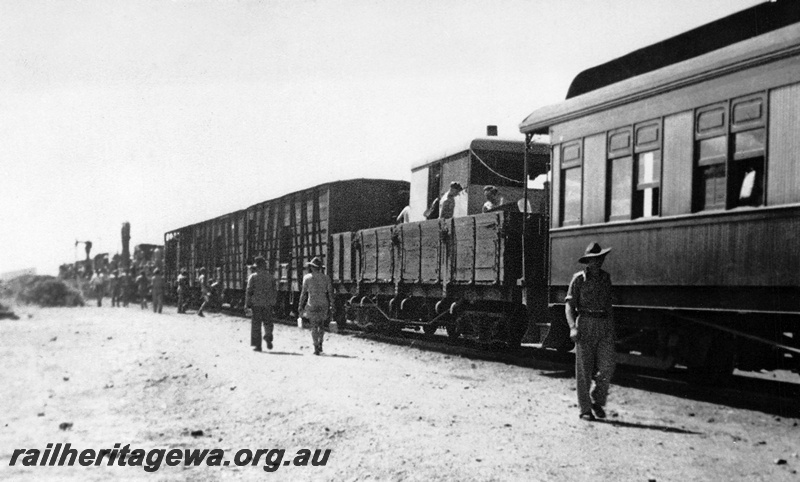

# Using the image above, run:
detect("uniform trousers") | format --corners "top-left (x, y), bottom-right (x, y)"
top-left (305, 307), bottom-right (328, 350)
top-left (177, 291), bottom-right (186, 313)
top-left (251, 306), bottom-right (274, 348)
top-left (152, 292), bottom-right (163, 313)
top-left (575, 315), bottom-right (616, 414)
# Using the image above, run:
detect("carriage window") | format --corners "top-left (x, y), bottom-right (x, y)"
top-left (633, 121), bottom-right (661, 218)
top-left (606, 127), bottom-right (632, 222)
top-left (608, 156), bottom-right (632, 221)
top-left (730, 128), bottom-right (765, 206)
top-left (560, 141), bottom-right (582, 226)
top-left (696, 136), bottom-right (727, 211)
top-left (562, 167), bottom-right (582, 226)
top-left (634, 150), bottom-right (661, 218)
top-left (694, 94), bottom-right (766, 211)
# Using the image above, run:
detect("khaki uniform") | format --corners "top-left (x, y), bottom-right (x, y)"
top-left (299, 271), bottom-right (334, 353)
top-left (197, 273), bottom-right (210, 316)
top-left (176, 273), bottom-right (189, 313)
top-left (482, 197), bottom-right (504, 213)
top-left (245, 270), bottom-right (277, 349)
top-left (91, 273), bottom-right (105, 307)
top-left (136, 274), bottom-right (149, 309)
top-left (438, 192), bottom-right (457, 219)
top-left (151, 274), bottom-right (164, 313)
top-left (565, 269), bottom-right (616, 416)
top-left (109, 274), bottom-right (120, 307)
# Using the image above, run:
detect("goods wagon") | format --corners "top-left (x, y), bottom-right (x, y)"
top-left (244, 179), bottom-right (408, 314)
top-left (164, 179), bottom-right (409, 309)
top-left (164, 209), bottom-right (247, 304)
top-left (520, 0), bottom-right (800, 375)
top-left (332, 137), bottom-right (549, 345)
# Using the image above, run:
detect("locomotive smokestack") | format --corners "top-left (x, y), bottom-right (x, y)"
top-left (121, 222), bottom-right (131, 269)
top-left (486, 125), bottom-right (498, 136)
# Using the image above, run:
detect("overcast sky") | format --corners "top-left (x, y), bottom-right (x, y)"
top-left (0, 0), bottom-right (763, 275)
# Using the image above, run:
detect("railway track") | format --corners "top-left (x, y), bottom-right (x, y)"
top-left (338, 323), bottom-right (800, 418)
top-left (221, 307), bottom-right (799, 417)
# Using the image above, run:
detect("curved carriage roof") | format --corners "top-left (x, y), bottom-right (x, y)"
top-left (566, 1), bottom-right (800, 100)
top-left (519, 18), bottom-right (800, 135)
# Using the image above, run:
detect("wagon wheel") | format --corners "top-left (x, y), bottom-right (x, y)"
top-left (418, 301), bottom-right (438, 337)
top-left (445, 320), bottom-right (460, 340)
top-left (385, 321), bottom-right (403, 336)
top-left (692, 333), bottom-right (737, 385)
top-left (556, 340), bottom-right (576, 353)
top-left (332, 298), bottom-right (347, 331)
top-left (355, 303), bottom-right (375, 331)
top-left (422, 323), bottom-right (438, 336)
top-left (476, 315), bottom-right (493, 343)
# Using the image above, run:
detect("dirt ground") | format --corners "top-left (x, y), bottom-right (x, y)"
top-left (1, 303), bottom-right (798, 481)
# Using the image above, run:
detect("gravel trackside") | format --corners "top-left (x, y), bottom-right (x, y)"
top-left (1, 305), bottom-right (798, 481)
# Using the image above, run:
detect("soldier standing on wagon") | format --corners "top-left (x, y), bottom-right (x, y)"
top-left (565, 242), bottom-right (616, 421)
top-left (438, 181), bottom-right (463, 219)
top-left (481, 185), bottom-right (505, 212)
top-left (245, 256), bottom-right (277, 352)
top-left (298, 257), bottom-right (334, 356)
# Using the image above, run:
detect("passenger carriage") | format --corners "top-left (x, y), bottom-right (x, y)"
top-left (520, 1), bottom-right (800, 375)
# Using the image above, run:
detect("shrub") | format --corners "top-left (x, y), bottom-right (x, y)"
top-left (5, 275), bottom-right (84, 307)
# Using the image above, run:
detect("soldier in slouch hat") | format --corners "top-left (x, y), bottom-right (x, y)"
top-left (298, 257), bottom-right (334, 355)
top-left (245, 256), bottom-right (277, 352)
top-left (565, 242), bottom-right (615, 421)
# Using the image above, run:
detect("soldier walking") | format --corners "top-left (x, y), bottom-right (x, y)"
top-left (90, 270), bottom-right (105, 307)
top-left (151, 268), bottom-right (165, 314)
top-left (176, 268), bottom-right (189, 314)
top-left (197, 267), bottom-right (209, 317)
top-left (119, 270), bottom-right (132, 307)
top-left (135, 270), bottom-right (149, 310)
top-left (109, 270), bottom-right (121, 307)
top-left (210, 268), bottom-right (223, 312)
top-left (298, 257), bottom-right (334, 355)
top-left (245, 256), bottom-right (277, 352)
top-left (565, 242), bottom-right (616, 421)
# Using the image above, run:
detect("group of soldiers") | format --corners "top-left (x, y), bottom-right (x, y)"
top-left (88, 263), bottom-right (224, 317)
top-left (397, 182), bottom-right (535, 224)
top-left (83, 240), bottom-right (613, 420)
top-left (174, 266), bottom-right (223, 317)
top-left (244, 255), bottom-right (333, 355)
top-left (170, 258), bottom-right (333, 355)
top-left (88, 267), bottom-right (165, 312)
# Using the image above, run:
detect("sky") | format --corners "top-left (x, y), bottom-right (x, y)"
top-left (0, 0), bottom-right (763, 276)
